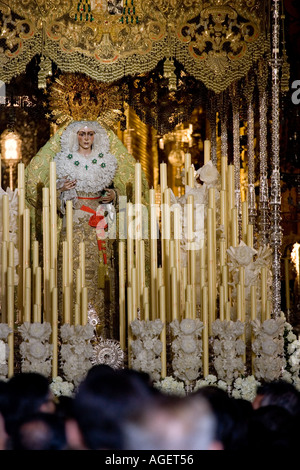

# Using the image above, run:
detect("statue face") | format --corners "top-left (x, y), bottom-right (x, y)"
top-left (77, 127), bottom-right (95, 153)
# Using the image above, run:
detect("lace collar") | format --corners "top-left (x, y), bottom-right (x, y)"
top-left (54, 123), bottom-right (118, 193)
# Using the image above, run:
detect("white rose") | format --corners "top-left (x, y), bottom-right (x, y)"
top-left (181, 337), bottom-right (197, 354)
top-left (227, 241), bottom-right (257, 267)
top-left (180, 318), bottom-right (196, 335)
top-left (287, 332), bottom-right (297, 342)
top-left (197, 161), bottom-right (219, 185)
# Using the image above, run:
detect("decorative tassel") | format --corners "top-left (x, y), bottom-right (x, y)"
top-left (163, 57), bottom-right (177, 91)
top-left (38, 56), bottom-right (52, 89)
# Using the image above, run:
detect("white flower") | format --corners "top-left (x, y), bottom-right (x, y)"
top-left (154, 377), bottom-right (186, 397)
top-left (262, 318), bottom-right (284, 336)
top-left (0, 324), bottom-right (12, 340)
top-left (197, 161), bottom-right (219, 185)
top-left (227, 241), bottom-right (257, 267)
top-left (287, 332), bottom-right (297, 342)
top-left (50, 377), bottom-right (74, 397)
top-left (179, 318), bottom-right (197, 335)
top-left (0, 341), bottom-right (6, 365)
top-left (181, 337), bottom-right (197, 354)
top-left (28, 342), bottom-right (48, 360)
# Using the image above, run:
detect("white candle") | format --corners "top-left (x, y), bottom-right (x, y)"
top-left (185, 153), bottom-right (191, 187)
top-left (2, 194), bottom-right (9, 242)
top-left (284, 258), bottom-right (290, 310)
top-left (150, 202), bottom-right (158, 319)
top-left (49, 161), bottom-right (57, 286)
top-left (66, 200), bottom-right (73, 308)
top-left (135, 162), bottom-right (142, 206)
top-left (81, 286), bottom-right (88, 325)
top-left (204, 140), bottom-right (211, 164)
top-left (221, 156), bottom-right (227, 191)
top-left (42, 188), bottom-right (50, 322)
top-left (52, 287), bottom-right (58, 378)
top-left (242, 201), bottom-right (248, 243)
top-left (159, 285), bottom-right (167, 378)
top-left (250, 284), bottom-right (257, 321)
top-left (18, 162), bottom-right (25, 189)
top-left (171, 266), bottom-right (178, 321)
top-left (202, 286), bottom-right (209, 377)
top-left (160, 162), bottom-right (167, 200)
top-left (79, 241), bottom-right (86, 288)
top-left (261, 267), bottom-right (267, 322)
top-left (207, 208), bottom-right (215, 333)
top-left (231, 207), bottom-right (238, 247)
top-left (119, 241), bottom-right (126, 350)
top-left (24, 267), bottom-right (31, 323)
top-left (247, 224), bottom-right (253, 249)
top-left (7, 268), bottom-right (14, 377)
top-left (1, 241), bottom-right (7, 322)
top-left (219, 285), bottom-right (225, 321)
top-left (64, 286), bottom-right (71, 324)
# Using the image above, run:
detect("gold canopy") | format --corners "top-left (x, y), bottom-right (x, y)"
top-left (0, 0), bottom-right (270, 93)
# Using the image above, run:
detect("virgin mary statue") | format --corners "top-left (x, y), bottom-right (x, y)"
top-left (25, 75), bottom-right (149, 341)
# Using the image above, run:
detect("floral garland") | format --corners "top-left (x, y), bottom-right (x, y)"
top-left (212, 319), bottom-right (245, 385)
top-left (170, 318), bottom-right (204, 386)
top-left (50, 376), bottom-right (74, 398)
top-left (194, 374), bottom-right (228, 393)
top-left (194, 374), bottom-right (261, 402)
top-left (281, 319), bottom-right (300, 390)
top-left (227, 241), bottom-right (273, 319)
top-left (130, 319), bottom-right (163, 382)
top-left (251, 317), bottom-right (286, 382)
top-left (153, 376), bottom-right (186, 397)
top-left (60, 323), bottom-right (94, 388)
top-left (0, 324), bottom-right (12, 380)
top-left (18, 322), bottom-right (52, 377)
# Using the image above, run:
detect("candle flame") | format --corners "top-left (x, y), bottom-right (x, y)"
top-left (291, 242), bottom-right (300, 278)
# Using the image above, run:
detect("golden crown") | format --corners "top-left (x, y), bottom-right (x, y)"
top-left (47, 73), bottom-right (123, 127)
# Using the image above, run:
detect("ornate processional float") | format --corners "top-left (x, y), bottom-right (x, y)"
top-left (0, 0), bottom-right (299, 399)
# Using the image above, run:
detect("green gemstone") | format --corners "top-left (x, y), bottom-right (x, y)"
top-left (92, 159), bottom-right (97, 164)
top-left (101, 163), bottom-right (106, 168)
top-left (67, 154), bottom-right (73, 159)
top-left (98, 153), bottom-right (104, 158)
top-left (74, 161), bottom-right (80, 166)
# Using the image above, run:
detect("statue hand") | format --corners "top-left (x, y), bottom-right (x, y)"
top-left (60, 178), bottom-right (77, 192)
top-left (101, 188), bottom-right (115, 203)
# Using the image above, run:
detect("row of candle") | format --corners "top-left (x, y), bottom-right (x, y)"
top-left (1, 162), bottom-right (89, 378)
top-left (120, 154), bottom-right (273, 376)
top-left (1, 152), bottom-right (274, 378)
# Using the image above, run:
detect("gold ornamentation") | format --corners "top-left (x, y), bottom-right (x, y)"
top-left (48, 73), bottom-right (123, 126)
top-left (0, 0), bottom-right (269, 93)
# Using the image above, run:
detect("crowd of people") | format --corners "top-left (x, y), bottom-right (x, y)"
top-left (0, 367), bottom-right (300, 451)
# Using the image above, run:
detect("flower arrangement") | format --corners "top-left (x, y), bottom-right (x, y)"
top-left (50, 376), bottom-right (74, 397)
top-left (212, 319), bottom-right (245, 385)
top-left (282, 319), bottom-right (300, 390)
top-left (193, 374), bottom-right (228, 392)
top-left (19, 322), bottom-right (52, 377)
top-left (153, 376), bottom-right (186, 397)
top-left (0, 324), bottom-right (12, 380)
top-left (227, 242), bottom-right (273, 318)
top-left (60, 323), bottom-right (94, 387)
top-left (130, 319), bottom-right (163, 382)
top-left (231, 375), bottom-right (261, 402)
top-left (251, 317), bottom-right (286, 382)
top-left (170, 318), bottom-right (204, 386)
